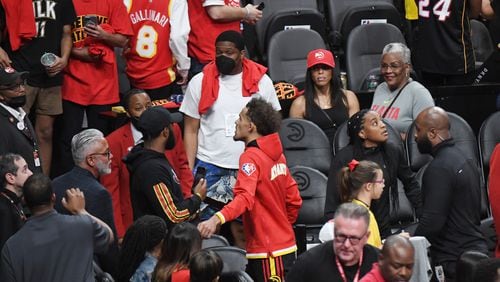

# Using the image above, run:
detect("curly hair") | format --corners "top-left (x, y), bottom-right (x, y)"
top-left (245, 98), bottom-right (281, 136)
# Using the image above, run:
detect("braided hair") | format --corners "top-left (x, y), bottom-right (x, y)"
top-left (117, 215), bottom-right (167, 282)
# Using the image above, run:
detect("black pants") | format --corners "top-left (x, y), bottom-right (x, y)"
top-left (52, 101), bottom-right (113, 178)
top-left (246, 252), bottom-right (296, 282)
top-left (420, 71), bottom-right (476, 87)
top-left (136, 83), bottom-right (181, 102)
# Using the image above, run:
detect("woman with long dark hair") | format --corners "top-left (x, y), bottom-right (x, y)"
top-left (324, 109), bottom-right (421, 237)
top-left (289, 49), bottom-right (359, 143)
top-left (153, 222), bottom-right (202, 282)
top-left (117, 215), bottom-right (168, 282)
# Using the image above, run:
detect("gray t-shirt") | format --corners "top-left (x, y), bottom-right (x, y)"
top-left (0, 210), bottom-right (110, 282)
top-left (371, 80), bottom-right (434, 134)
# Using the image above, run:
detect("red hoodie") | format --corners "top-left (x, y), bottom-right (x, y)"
top-left (216, 133), bottom-right (302, 258)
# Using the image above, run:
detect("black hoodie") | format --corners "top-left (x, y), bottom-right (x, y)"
top-left (124, 145), bottom-right (201, 227)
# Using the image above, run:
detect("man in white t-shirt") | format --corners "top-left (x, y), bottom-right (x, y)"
top-left (180, 31), bottom-right (279, 245)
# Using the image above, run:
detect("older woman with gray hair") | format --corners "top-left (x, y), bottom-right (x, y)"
top-left (370, 42), bottom-right (434, 140)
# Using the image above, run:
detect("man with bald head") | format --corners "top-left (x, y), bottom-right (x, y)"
top-left (360, 235), bottom-right (415, 282)
top-left (413, 106), bottom-right (487, 281)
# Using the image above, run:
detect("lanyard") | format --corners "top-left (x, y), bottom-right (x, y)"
top-left (335, 249), bottom-right (363, 282)
top-left (1, 192), bottom-right (27, 221)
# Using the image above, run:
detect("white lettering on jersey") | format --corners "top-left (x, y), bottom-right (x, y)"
top-left (129, 9), bottom-right (169, 27)
top-left (270, 163), bottom-right (287, 180)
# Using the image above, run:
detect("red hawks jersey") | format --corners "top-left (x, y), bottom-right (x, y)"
top-left (188, 0), bottom-right (241, 64)
top-left (124, 0), bottom-right (190, 89)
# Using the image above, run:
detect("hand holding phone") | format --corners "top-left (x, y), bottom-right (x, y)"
top-left (256, 2), bottom-right (265, 10)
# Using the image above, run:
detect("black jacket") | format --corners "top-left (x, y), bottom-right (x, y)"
top-left (0, 189), bottom-right (24, 249)
top-left (325, 143), bottom-right (422, 237)
top-left (124, 145), bottom-right (201, 227)
top-left (414, 139), bottom-right (487, 263)
top-left (0, 105), bottom-right (41, 173)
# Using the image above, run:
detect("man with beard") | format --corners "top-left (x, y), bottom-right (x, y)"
top-left (198, 99), bottom-right (302, 282)
top-left (124, 106), bottom-right (207, 227)
top-left (360, 235), bottom-right (415, 282)
top-left (0, 67), bottom-right (42, 173)
top-left (180, 31), bottom-right (279, 246)
top-left (413, 106), bottom-right (487, 281)
top-left (52, 128), bottom-right (119, 276)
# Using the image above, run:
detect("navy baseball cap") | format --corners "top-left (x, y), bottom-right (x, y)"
top-left (137, 106), bottom-right (182, 137)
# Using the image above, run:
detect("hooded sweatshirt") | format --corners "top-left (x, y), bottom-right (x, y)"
top-left (215, 133), bottom-right (302, 258)
top-left (124, 146), bottom-right (201, 227)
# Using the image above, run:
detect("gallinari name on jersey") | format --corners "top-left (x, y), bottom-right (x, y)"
top-left (129, 9), bottom-right (169, 27)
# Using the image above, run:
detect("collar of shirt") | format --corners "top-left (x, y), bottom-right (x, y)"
top-left (130, 123), bottom-right (144, 146)
top-left (0, 103), bottom-right (26, 123)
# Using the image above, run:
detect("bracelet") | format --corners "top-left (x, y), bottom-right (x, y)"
top-left (195, 192), bottom-right (202, 199)
top-left (244, 6), bottom-right (250, 20)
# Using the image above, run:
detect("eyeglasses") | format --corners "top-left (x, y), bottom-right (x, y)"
top-left (334, 231), bottom-right (367, 245)
top-left (89, 149), bottom-right (111, 159)
top-left (371, 178), bottom-right (385, 184)
top-left (0, 80), bottom-right (26, 92)
top-left (380, 62), bottom-right (405, 70)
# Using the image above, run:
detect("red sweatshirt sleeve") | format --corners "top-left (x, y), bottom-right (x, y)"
top-left (285, 167), bottom-right (302, 224)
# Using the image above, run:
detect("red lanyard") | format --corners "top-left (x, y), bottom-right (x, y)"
top-left (334, 249), bottom-right (363, 282)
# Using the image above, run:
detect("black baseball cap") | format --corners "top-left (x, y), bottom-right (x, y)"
top-left (0, 67), bottom-right (28, 86)
top-left (137, 106), bottom-right (182, 137)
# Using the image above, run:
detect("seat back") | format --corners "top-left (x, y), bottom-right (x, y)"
top-left (202, 234), bottom-right (230, 249)
top-left (333, 119), bottom-right (403, 154)
top-left (279, 118), bottom-right (332, 174)
top-left (471, 19), bottom-right (494, 68)
top-left (326, 0), bottom-right (401, 48)
top-left (346, 23), bottom-right (405, 92)
top-left (478, 111), bottom-right (500, 174)
top-left (267, 29), bottom-right (326, 84)
top-left (255, 0), bottom-right (325, 55)
top-left (208, 246), bottom-right (247, 274)
top-left (291, 166), bottom-right (327, 225)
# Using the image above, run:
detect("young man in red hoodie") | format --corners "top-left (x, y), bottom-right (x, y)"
top-left (198, 98), bottom-right (302, 282)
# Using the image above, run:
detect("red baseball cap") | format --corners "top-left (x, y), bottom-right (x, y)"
top-left (306, 49), bottom-right (335, 69)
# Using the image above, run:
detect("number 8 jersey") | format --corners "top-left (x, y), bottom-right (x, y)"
top-left (124, 0), bottom-right (190, 89)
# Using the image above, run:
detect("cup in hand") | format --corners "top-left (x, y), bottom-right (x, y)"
top-left (40, 53), bottom-right (57, 68)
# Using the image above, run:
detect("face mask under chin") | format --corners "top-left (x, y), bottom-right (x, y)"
top-left (4, 95), bottom-right (26, 108)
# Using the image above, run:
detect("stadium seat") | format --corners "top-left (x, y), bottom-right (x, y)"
top-left (326, 0), bottom-right (402, 49)
top-left (290, 166), bottom-right (328, 250)
top-left (479, 217), bottom-right (497, 257)
top-left (267, 29), bottom-right (326, 86)
top-left (471, 19), bottom-right (495, 70)
top-left (208, 246), bottom-right (247, 275)
top-left (202, 234), bottom-right (230, 249)
top-left (255, 0), bottom-right (326, 57)
top-left (478, 111), bottom-right (500, 176)
top-left (345, 23), bottom-right (405, 92)
top-left (279, 118), bottom-right (331, 174)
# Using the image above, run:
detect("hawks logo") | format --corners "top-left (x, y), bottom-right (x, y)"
top-left (241, 163), bottom-right (256, 176)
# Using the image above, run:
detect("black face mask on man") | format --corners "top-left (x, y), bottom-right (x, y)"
top-left (216, 55), bottom-right (236, 75)
top-left (416, 135), bottom-right (433, 154)
top-left (130, 116), bottom-right (141, 129)
top-left (4, 95), bottom-right (26, 108)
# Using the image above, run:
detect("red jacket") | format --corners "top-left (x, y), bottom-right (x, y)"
top-left (100, 122), bottom-right (193, 237)
top-left (359, 263), bottom-right (385, 282)
top-left (489, 144), bottom-right (500, 258)
top-left (216, 133), bottom-right (302, 258)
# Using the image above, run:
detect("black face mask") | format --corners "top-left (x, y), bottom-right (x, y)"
top-left (216, 55), bottom-right (236, 75)
top-left (5, 95), bottom-right (26, 108)
top-left (130, 116), bottom-right (141, 130)
top-left (416, 135), bottom-right (433, 154)
top-left (165, 126), bottom-right (176, 150)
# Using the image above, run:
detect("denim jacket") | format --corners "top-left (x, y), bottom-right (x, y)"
top-left (130, 253), bottom-right (158, 282)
